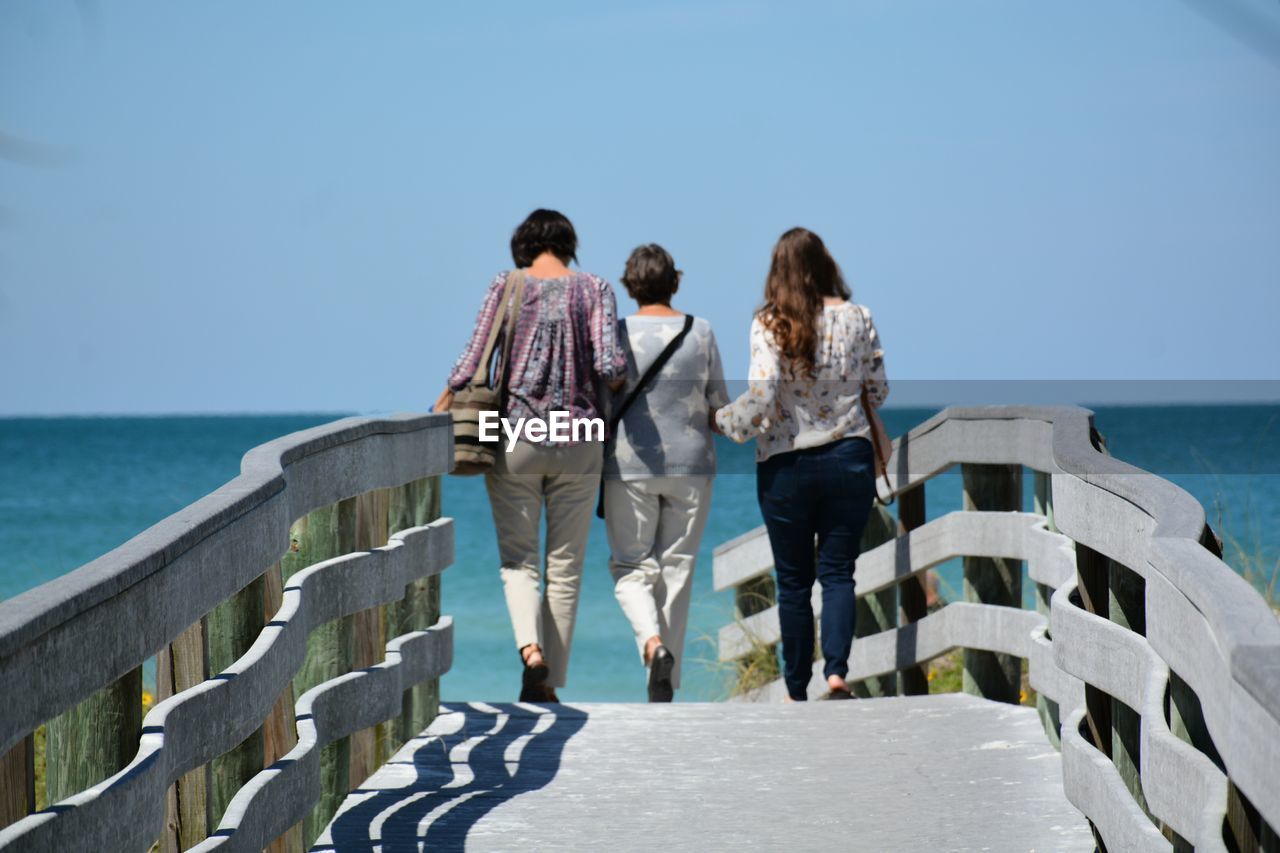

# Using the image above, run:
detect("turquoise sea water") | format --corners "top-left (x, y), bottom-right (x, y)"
top-left (1, 406), bottom-right (1277, 703)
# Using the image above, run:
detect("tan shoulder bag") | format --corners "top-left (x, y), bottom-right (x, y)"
top-left (450, 270), bottom-right (526, 475)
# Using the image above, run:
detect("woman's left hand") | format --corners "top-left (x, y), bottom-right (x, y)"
top-left (433, 388), bottom-right (454, 413)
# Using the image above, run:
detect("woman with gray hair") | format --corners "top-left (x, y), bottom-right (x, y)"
top-left (602, 244), bottom-right (729, 702)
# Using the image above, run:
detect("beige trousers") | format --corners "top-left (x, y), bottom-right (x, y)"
top-left (604, 476), bottom-right (713, 690)
top-left (485, 440), bottom-right (602, 688)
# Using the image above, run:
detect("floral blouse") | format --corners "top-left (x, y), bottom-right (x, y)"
top-left (715, 302), bottom-right (888, 462)
top-left (448, 270), bottom-right (627, 441)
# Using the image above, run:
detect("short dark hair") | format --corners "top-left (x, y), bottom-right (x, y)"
top-left (621, 244), bottom-right (681, 305)
top-left (510, 209), bottom-right (578, 268)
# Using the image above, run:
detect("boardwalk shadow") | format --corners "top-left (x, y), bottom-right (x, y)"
top-left (319, 702), bottom-right (588, 853)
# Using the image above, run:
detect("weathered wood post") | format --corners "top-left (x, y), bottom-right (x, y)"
top-left (261, 561), bottom-right (305, 853)
top-left (961, 463), bottom-right (1022, 703)
top-left (896, 484), bottom-right (929, 695)
top-left (0, 735), bottom-right (34, 828)
top-left (852, 505), bottom-right (898, 697)
top-left (44, 668), bottom-right (143, 804)
top-left (386, 477), bottom-right (443, 745)
top-left (206, 575), bottom-right (267, 828)
top-left (1032, 472), bottom-right (1061, 745)
top-left (157, 570), bottom-right (281, 850)
top-left (281, 498), bottom-right (358, 848)
top-left (158, 620), bottom-right (211, 851)
top-left (350, 488), bottom-right (391, 784)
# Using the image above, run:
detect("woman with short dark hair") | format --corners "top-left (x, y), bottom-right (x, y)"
top-left (603, 244), bottom-right (728, 701)
top-left (715, 228), bottom-right (889, 701)
top-left (436, 209), bottom-right (626, 702)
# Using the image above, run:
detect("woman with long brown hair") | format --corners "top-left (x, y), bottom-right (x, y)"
top-left (716, 227), bottom-right (888, 701)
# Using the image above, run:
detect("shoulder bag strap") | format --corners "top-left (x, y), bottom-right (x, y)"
top-left (609, 314), bottom-right (695, 435)
top-left (493, 270), bottom-right (527, 392)
top-left (597, 314), bottom-right (695, 520)
top-left (469, 270), bottom-right (525, 388)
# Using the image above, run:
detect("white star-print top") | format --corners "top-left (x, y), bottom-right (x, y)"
top-left (715, 302), bottom-right (889, 462)
top-left (603, 315), bottom-right (730, 481)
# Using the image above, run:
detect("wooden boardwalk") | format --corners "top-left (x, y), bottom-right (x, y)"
top-left (6, 407), bottom-right (1277, 851)
top-left (316, 694), bottom-right (1093, 852)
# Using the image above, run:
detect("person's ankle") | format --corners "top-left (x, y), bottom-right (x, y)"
top-left (521, 643), bottom-right (544, 667)
top-left (643, 635), bottom-right (663, 665)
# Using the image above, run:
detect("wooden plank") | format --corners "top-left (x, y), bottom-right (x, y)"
top-left (318, 698), bottom-right (1094, 851)
top-left (280, 499), bottom-right (357, 849)
top-left (206, 574), bottom-right (266, 828)
top-left (852, 505), bottom-right (898, 698)
top-left (158, 618), bottom-right (211, 852)
top-left (896, 485), bottom-right (929, 695)
top-left (0, 734), bottom-right (34, 828)
top-left (387, 477), bottom-right (442, 744)
top-left (961, 464), bottom-right (1022, 704)
top-left (44, 667), bottom-right (143, 807)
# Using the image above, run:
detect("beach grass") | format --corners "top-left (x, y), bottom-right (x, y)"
top-left (1212, 490), bottom-right (1280, 615)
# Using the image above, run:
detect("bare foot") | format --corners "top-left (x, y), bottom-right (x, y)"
top-left (827, 674), bottom-right (848, 693)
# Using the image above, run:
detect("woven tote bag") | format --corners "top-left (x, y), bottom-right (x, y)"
top-left (450, 270), bottom-right (526, 475)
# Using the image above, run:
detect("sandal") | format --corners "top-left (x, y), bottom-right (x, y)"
top-left (519, 644), bottom-right (550, 703)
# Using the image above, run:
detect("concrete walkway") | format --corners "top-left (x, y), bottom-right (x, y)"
top-left (315, 693), bottom-right (1093, 852)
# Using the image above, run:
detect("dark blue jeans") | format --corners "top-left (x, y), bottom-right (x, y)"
top-left (757, 437), bottom-right (877, 700)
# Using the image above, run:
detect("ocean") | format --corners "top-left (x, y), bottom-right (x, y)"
top-left (1, 406), bottom-right (1276, 703)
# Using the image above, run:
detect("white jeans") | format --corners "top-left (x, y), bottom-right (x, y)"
top-left (604, 476), bottom-right (713, 690)
top-left (486, 440), bottom-right (602, 688)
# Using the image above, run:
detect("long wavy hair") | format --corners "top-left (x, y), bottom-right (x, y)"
top-left (758, 227), bottom-right (851, 378)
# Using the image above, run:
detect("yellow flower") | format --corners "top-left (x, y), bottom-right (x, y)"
top-left (142, 691), bottom-right (155, 709)
top-left (1019, 690), bottom-right (1028, 703)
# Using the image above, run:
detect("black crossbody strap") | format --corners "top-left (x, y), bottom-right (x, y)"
top-left (609, 314), bottom-right (695, 435)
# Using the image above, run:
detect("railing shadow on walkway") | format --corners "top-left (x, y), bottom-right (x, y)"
top-left (316, 702), bottom-right (589, 853)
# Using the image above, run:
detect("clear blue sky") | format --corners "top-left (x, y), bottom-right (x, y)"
top-left (2, 1), bottom-right (1278, 415)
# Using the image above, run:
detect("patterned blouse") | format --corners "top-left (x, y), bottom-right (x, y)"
top-left (715, 302), bottom-right (889, 462)
top-left (448, 270), bottom-right (627, 441)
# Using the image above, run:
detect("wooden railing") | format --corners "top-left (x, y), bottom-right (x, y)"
top-left (714, 406), bottom-right (1280, 852)
top-left (0, 414), bottom-right (455, 851)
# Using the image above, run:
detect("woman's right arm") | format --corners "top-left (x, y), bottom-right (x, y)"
top-left (714, 317), bottom-right (780, 443)
top-left (446, 273), bottom-right (508, 392)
